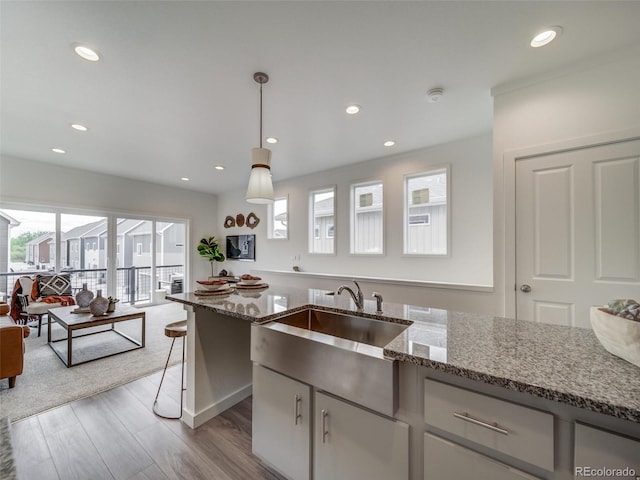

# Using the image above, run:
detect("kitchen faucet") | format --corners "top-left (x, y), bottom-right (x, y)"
top-left (372, 292), bottom-right (384, 314)
top-left (337, 280), bottom-right (364, 311)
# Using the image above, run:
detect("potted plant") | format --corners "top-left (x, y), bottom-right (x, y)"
top-left (197, 236), bottom-right (226, 279)
top-left (106, 296), bottom-right (119, 313)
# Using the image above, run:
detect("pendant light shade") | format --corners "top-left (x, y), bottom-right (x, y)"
top-left (245, 147), bottom-right (274, 204)
top-left (246, 72), bottom-right (275, 204)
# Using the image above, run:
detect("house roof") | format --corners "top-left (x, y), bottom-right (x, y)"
top-left (2, 2), bottom-right (640, 195)
top-left (0, 210), bottom-right (20, 227)
top-left (62, 220), bottom-right (106, 240)
top-left (26, 232), bottom-right (54, 246)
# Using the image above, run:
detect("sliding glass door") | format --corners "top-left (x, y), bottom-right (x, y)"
top-left (116, 218), bottom-right (186, 305)
top-left (0, 206), bottom-right (186, 306)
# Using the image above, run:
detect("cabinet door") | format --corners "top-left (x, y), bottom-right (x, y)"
top-left (252, 364), bottom-right (312, 480)
top-left (424, 433), bottom-right (541, 480)
top-left (314, 391), bottom-right (409, 480)
top-left (574, 423), bottom-right (640, 480)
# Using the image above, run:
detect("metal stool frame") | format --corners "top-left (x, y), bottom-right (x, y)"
top-left (153, 322), bottom-right (186, 419)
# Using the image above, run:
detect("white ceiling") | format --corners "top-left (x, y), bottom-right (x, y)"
top-left (2, 1), bottom-right (640, 195)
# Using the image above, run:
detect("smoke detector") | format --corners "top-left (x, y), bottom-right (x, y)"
top-left (427, 87), bottom-right (444, 103)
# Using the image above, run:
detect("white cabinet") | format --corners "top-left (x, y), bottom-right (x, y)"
top-left (424, 378), bottom-right (554, 471)
top-left (574, 423), bottom-right (640, 480)
top-left (252, 365), bottom-right (409, 480)
top-left (252, 364), bottom-right (312, 480)
top-left (424, 433), bottom-right (542, 480)
top-left (314, 391), bottom-right (409, 480)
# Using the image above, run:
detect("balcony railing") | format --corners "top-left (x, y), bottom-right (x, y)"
top-left (0, 265), bottom-right (183, 305)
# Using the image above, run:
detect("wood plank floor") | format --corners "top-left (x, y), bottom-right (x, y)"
top-left (10, 365), bottom-right (284, 480)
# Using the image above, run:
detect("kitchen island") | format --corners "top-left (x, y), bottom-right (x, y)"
top-left (168, 284), bottom-right (640, 479)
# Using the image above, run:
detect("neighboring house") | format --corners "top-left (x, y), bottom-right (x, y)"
top-left (312, 196), bottom-right (335, 253)
top-left (25, 232), bottom-right (54, 267)
top-left (353, 184), bottom-right (384, 254)
top-left (0, 211), bottom-right (20, 293)
top-left (61, 220), bottom-right (106, 269)
top-left (157, 222), bottom-right (185, 267)
top-left (81, 221), bottom-right (107, 270)
top-left (406, 173), bottom-right (447, 255)
top-left (127, 221), bottom-right (184, 268)
top-left (111, 219), bottom-right (145, 268)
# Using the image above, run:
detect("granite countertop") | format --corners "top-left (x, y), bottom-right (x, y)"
top-left (168, 284), bottom-right (640, 423)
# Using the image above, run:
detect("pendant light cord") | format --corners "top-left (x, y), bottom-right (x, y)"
top-left (259, 82), bottom-right (263, 149)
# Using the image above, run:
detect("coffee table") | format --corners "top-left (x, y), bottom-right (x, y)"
top-left (47, 305), bottom-right (146, 367)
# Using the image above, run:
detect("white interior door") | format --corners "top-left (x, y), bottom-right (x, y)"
top-left (516, 139), bottom-right (640, 327)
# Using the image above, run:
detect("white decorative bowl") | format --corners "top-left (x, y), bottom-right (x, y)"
top-left (240, 277), bottom-right (261, 285)
top-left (590, 306), bottom-right (640, 368)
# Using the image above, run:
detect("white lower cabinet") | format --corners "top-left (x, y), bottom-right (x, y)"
top-left (252, 364), bottom-right (312, 480)
top-left (574, 423), bottom-right (640, 480)
top-left (424, 433), bottom-right (542, 480)
top-left (314, 391), bottom-right (409, 480)
top-left (424, 379), bottom-right (554, 471)
top-left (252, 364), bottom-right (409, 480)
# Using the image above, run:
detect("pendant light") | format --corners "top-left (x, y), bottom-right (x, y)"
top-left (245, 72), bottom-right (274, 204)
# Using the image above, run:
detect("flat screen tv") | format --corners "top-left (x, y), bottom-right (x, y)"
top-left (226, 234), bottom-right (256, 261)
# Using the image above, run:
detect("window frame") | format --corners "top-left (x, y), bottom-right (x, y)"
top-left (308, 186), bottom-right (337, 255)
top-left (350, 179), bottom-right (385, 256)
top-left (403, 165), bottom-right (451, 257)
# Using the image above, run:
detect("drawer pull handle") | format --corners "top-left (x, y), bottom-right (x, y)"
top-left (453, 412), bottom-right (509, 435)
top-left (321, 409), bottom-right (329, 443)
top-left (294, 394), bottom-right (302, 425)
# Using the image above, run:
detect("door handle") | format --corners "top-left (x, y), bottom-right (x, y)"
top-left (293, 394), bottom-right (302, 425)
top-left (321, 409), bottom-right (329, 443)
top-left (520, 284), bottom-right (531, 293)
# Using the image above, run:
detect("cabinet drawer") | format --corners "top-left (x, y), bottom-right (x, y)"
top-left (424, 379), bottom-right (554, 471)
top-left (574, 423), bottom-right (640, 479)
top-left (424, 433), bottom-right (541, 480)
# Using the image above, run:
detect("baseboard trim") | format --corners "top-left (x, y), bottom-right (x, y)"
top-left (181, 383), bottom-right (253, 429)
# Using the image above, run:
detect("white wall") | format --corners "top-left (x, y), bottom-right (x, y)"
top-left (218, 134), bottom-right (497, 314)
top-left (492, 48), bottom-right (640, 316)
top-left (0, 155), bottom-right (219, 285)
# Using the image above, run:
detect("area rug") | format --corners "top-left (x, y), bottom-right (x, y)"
top-left (0, 302), bottom-right (186, 422)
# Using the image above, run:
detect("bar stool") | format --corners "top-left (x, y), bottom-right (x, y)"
top-left (153, 319), bottom-right (187, 419)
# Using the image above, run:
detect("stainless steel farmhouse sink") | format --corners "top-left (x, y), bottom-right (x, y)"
top-left (250, 308), bottom-right (410, 416)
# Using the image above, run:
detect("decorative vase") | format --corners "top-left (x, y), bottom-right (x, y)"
top-left (106, 300), bottom-right (118, 313)
top-left (75, 283), bottom-right (94, 308)
top-left (89, 289), bottom-right (109, 316)
top-left (0, 302), bottom-right (9, 316)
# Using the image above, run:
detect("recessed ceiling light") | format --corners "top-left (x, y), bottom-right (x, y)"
top-left (71, 124), bottom-right (88, 131)
top-left (383, 140), bottom-right (396, 147)
top-left (73, 44), bottom-right (100, 61)
top-left (530, 26), bottom-right (562, 48)
top-left (51, 148), bottom-right (66, 154)
top-left (265, 137), bottom-right (278, 144)
top-left (345, 104), bottom-right (360, 115)
top-left (214, 165), bottom-right (225, 171)
top-left (180, 177), bottom-right (190, 181)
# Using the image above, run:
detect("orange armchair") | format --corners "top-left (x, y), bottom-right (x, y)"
top-left (0, 303), bottom-right (30, 388)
